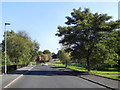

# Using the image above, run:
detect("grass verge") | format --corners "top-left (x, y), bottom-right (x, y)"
top-left (52, 63), bottom-right (120, 80)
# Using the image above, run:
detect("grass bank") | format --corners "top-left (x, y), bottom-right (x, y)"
top-left (51, 59), bottom-right (120, 80)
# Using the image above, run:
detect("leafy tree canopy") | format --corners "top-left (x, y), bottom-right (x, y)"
top-left (56, 8), bottom-right (120, 71)
top-left (43, 50), bottom-right (51, 54)
top-left (2, 30), bottom-right (40, 66)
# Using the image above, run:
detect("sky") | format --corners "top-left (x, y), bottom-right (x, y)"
top-left (1, 1), bottom-right (118, 53)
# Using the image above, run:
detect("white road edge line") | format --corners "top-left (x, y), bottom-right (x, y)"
top-left (4, 66), bottom-right (35, 88)
top-left (4, 74), bottom-right (23, 88)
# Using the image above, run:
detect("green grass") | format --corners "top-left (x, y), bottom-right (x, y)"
top-left (96, 74), bottom-right (120, 80)
top-left (52, 61), bottom-right (120, 80)
top-left (52, 64), bottom-right (88, 72)
top-left (90, 70), bottom-right (119, 74)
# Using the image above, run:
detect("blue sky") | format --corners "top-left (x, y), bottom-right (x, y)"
top-left (1, 2), bottom-right (118, 53)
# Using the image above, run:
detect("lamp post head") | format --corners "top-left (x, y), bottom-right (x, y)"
top-left (5, 22), bottom-right (11, 25)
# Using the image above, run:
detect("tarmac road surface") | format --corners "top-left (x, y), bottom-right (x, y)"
top-left (6, 65), bottom-right (106, 88)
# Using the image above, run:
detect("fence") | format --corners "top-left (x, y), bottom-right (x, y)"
top-left (1, 64), bottom-right (26, 74)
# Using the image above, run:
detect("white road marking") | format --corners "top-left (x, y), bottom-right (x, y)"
top-left (4, 74), bottom-right (23, 88)
top-left (4, 66), bottom-right (35, 88)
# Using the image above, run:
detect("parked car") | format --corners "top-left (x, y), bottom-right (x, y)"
top-left (42, 63), bottom-right (48, 66)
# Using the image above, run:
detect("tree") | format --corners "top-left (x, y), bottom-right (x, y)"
top-left (0, 43), bottom-right (2, 68)
top-left (52, 54), bottom-right (58, 59)
top-left (115, 30), bottom-right (120, 66)
top-left (2, 30), bottom-right (40, 66)
top-left (42, 50), bottom-right (52, 61)
top-left (38, 51), bottom-right (43, 55)
top-left (89, 42), bottom-right (118, 69)
top-left (43, 50), bottom-right (51, 54)
top-left (58, 49), bottom-right (71, 68)
top-left (56, 8), bottom-right (120, 71)
top-left (2, 53), bottom-right (13, 66)
top-left (97, 30), bottom-right (120, 66)
top-left (30, 40), bottom-right (40, 63)
top-left (41, 54), bottom-right (48, 61)
top-left (48, 54), bottom-right (52, 61)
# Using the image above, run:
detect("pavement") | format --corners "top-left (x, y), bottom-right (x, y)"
top-left (59, 67), bottom-right (120, 90)
top-left (80, 74), bottom-right (119, 89)
top-left (1, 65), bottom-right (35, 89)
top-left (0, 65), bottom-right (119, 89)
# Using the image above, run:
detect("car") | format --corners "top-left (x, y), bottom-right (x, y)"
top-left (42, 63), bottom-right (48, 66)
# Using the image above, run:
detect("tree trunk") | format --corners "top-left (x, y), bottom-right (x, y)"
top-left (65, 60), bottom-right (67, 68)
top-left (118, 59), bottom-right (120, 67)
top-left (86, 50), bottom-right (90, 72)
top-left (86, 56), bottom-right (90, 72)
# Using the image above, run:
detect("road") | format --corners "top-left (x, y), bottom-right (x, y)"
top-left (6, 65), bottom-right (106, 88)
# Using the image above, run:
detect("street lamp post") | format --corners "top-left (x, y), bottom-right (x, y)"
top-left (5, 22), bottom-right (10, 74)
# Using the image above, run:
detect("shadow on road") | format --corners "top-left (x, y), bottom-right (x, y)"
top-left (24, 71), bottom-right (89, 76)
top-left (7, 66), bottom-right (89, 76)
top-left (7, 70), bottom-right (28, 75)
top-left (24, 70), bottom-right (72, 76)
